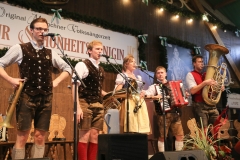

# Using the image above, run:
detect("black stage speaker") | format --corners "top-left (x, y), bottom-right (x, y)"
top-left (150, 150), bottom-right (208, 160)
top-left (98, 133), bottom-right (148, 160)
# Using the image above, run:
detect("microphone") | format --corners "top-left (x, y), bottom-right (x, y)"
top-left (42, 32), bottom-right (60, 37)
top-left (135, 65), bottom-right (145, 70)
top-left (100, 54), bottom-right (114, 59)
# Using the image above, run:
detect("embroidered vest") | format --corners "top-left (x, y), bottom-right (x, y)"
top-left (78, 59), bottom-right (104, 103)
top-left (19, 42), bottom-right (53, 96)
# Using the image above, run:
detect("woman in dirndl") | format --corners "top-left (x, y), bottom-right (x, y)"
top-left (115, 54), bottom-right (150, 133)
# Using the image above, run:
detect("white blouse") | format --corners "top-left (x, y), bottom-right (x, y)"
top-left (115, 72), bottom-right (145, 93)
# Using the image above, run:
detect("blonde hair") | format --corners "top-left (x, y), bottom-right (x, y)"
top-left (155, 66), bottom-right (166, 73)
top-left (122, 54), bottom-right (135, 71)
top-left (87, 40), bottom-right (103, 56)
top-left (153, 66), bottom-right (166, 83)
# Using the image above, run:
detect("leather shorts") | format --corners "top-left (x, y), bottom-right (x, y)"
top-left (16, 92), bottom-right (52, 131)
top-left (78, 99), bottom-right (104, 131)
top-left (157, 112), bottom-right (184, 138)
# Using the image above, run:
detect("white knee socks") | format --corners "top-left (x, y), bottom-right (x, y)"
top-left (175, 141), bottom-right (183, 151)
top-left (158, 141), bottom-right (165, 152)
top-left (158, 140), bottom-right (183, 152)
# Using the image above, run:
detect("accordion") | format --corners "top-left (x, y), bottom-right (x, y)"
top-left (154, 80), bottom-right (188, 115)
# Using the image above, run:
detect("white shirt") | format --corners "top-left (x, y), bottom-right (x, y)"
top-left (115, 72), bottom-right (144, 92)
top-left (73, 58), bottom-right (100, 85)
top-left (144, 84), bottom-right (157, 96)
top-left (185, 72), bottom-right (198, 91)
top-left (0, 40), bottom-right (72, 74)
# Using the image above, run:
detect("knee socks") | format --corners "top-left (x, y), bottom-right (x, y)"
top-left (158, 141), bottom-right (165, 152)
top-left (11, 146), bottom-right (25, 160)
top-left (87, 142), bottom-right (98, 160)
top-left (78, 142), bottom-right (87, 160)
top-left (175, 141), bottom-right (183, 151)
top-left (78, 142), bottom-right (98, 160)
top-left (30, 144), bottom-right (45, 158)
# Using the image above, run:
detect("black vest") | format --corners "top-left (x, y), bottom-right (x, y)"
top-left (19, 42), bottom-right (53, 96)
top-left (78, 59), bottom-right (104, 103)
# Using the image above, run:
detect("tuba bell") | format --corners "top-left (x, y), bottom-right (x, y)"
top-left (202, 44), bottom-right (229, 105)
top-left (0, 80), bottom-right (25, 128)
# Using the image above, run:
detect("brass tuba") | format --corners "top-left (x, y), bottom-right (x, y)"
top-left (202, 44), bottom-right (229, 105)
top-left (0, 81), bottom-right (25, 128)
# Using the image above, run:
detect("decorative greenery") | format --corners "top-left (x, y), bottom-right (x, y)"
top-left (0, 0), bottom-right (146, 68)
top-left (99, 62), bottom-right (122, 73)
top-left (0, 47), bottom-right (9, 58)
top-left (64, 58), bottom-right (82, 68)
top-left (142, 0), bottom-right (148, 6)
top-left (150, 0), bottom-right (238, 33)
top-left (64, 57), bottom-right (123, 73)
top-left (158, 36), bottom-right (198, 69)
top-left (0, 48), bottom-right (122, 73)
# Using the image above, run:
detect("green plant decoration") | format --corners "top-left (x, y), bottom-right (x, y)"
top-left (183, 118), bottom-right (232, 160)
top-left (0, 48), bottom-right (122, 73)
top-left (0, 47), bottom-right (9, 58)
top-left (150, 0), bottom-right (237, 33)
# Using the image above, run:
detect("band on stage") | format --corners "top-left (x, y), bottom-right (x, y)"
top-left (0, 17), bottom-right (239, 160)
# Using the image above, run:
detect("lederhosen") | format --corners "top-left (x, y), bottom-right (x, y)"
top-left (78, 59), bottom-right (105, 130)
top-left (153, 83), bottom-right (184, 138)
top-left (16, 42), bottom-right (53, 131)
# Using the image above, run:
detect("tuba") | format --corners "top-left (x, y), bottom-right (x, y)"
top-left (202, 44), bottom-right (229, 105)
top-left (0, 80), bottom-right (25, 128)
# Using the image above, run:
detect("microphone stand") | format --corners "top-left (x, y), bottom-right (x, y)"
top-left (104, 57), bottom-right (138, 132)
top-left (138, 68), bottom-right (154, 80)
top-left (159, 81), bottom-right (172, 151)
top-left (158, 82), bottom-right (167, 151)
top-left (50, 36), bottom-right (86, 160)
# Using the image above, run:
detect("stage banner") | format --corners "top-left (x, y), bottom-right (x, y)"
top-left (0, 2), bottom-right (139, 64)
